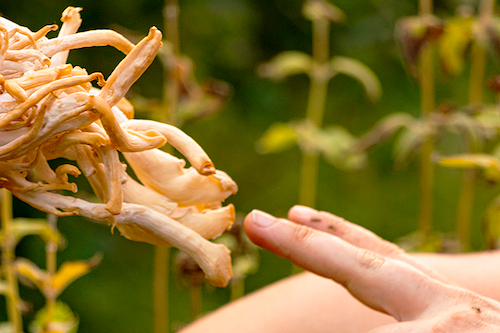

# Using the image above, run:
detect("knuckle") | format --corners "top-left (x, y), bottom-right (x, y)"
top-left (291, 223), bottom-right (315, 245)
top-left (354, 247), bottom-right (385, 270)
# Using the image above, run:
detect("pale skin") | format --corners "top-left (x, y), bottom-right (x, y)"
top-left (180, 206), bottom-right (500, 332)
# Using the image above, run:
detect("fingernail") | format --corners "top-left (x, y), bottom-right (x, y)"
top-left (292, 205), bottom-right (318, 219)
top-left (251, 210), bottom-right (276, 228)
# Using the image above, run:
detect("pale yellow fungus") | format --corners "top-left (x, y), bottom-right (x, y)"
top-left (0, 8), bottom-right (237, 287)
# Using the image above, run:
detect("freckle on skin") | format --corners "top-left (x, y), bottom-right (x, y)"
top-left (310, 218), bottom-right (321, 223)
top-left (328, 225), bottom-right (335, 231)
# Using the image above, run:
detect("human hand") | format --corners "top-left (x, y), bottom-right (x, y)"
top-left (244, 206), bottom-right (500, 332)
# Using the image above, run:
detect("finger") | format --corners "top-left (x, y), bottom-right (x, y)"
top-left (245, 209), bottom-right (458, 322)
top-left (288, 205), bottom-right (449, 283)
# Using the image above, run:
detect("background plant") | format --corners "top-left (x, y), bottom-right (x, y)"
top-left (354, 0), bottom-right (500, 251)
top-left (0, 189), bottom-right (100, 333)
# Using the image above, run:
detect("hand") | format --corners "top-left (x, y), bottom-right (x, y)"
top-left (244, 206), bottom-right (500, 332)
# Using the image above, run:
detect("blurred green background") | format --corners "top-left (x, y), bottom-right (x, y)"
top-left (2, 0), bottom-right (500, 332)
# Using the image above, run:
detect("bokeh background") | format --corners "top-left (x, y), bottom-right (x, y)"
top-left (1, 0), bottom-right (500, 332)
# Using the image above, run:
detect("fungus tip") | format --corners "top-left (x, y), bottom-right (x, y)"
top-left (199, 162), bottom-right (216, 176)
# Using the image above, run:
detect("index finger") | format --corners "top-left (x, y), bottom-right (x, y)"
top-left (288, 205), bottom-right (449, 283)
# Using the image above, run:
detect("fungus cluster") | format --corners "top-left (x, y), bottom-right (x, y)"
top-left (0, 7), bottom-right (237, 287)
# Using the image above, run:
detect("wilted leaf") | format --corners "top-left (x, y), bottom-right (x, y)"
top-left (393, 123), bottom-right (430, 168)
top-left (447, 112), bottom-right (484, 152)
top-left (29, 302), bottom-right (79, 333)
top-left (486, 18), bottom-right (500, 59)
top-left (258, 51), bottom-right (312, 81)
top-left (330, 56), bottom-right (382, 102)
top-left (438, 17), bottom-right (474, 75)
top-left (482, 195), bottom-right (500, 249)
top-left (437, 154), bottom-right (500, 184)
top-left (15, 258), bottom-right (48, 292)
top-left (438, 153), bottom-right (500, 169)
top-left (396, 16), bottom-right (444, 76)
top-left (11, 218), bottom-right (65, 247)
top-left (355, 113), bottom-right (414, 152)
top-left (257, 122), bottom-right (298, 154)
top-left (51, 254), bottom-right (102, 297)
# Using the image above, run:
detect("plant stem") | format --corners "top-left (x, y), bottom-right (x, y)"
top-left (230, 277), bottom-right (245, 302)
top-left (45, 214), bottom-right (58, 328)
top-left (456, 169), bottom-right (475, 250)
top-left (418, 0), bottom-right (435, 243)
top-left (419, 0), bottom-right (433, 16)
top-left (456, 0), bottom-right (495, 250)
top-left (162, 0), bottom-right (180, 125)
top-left (295, 5), bottom-right (331, 274)
top-left (153, 2), bottom-right (181, 331)
top-left (153, 246), bottom-right (169, 333)
top-left (299, 12), bottom-right (331, 208)
top-left (1, 189), bottom-right (22, 333)
top-left (190, 284), bottom-right (202, 321)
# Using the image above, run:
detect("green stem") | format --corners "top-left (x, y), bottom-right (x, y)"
top-left (299, 14), bottom-right (331, 209)
top-left (153, 2), bottom-right (182, 331)
top-left (1, 189), bottom-right (22, 333)
top-left (190, 284), bottom-right (202, 321)
top-left (153, 246), bottom-right (169, 333)
top-left (295, 8), bottom-right (331, 274)
top-left (419, 0), bottom-right (433, 16)
top-left (468, 42), bottom-right (487, 108)
top-left (45, 214), bottom-right (58, 329)
top-left (456, 0), bottom-right (495, 251)
top-left (229, 277), bottom-right (245, 302)
top-left (418, 0), bottom-right (435, 244)
top-left (456, 169), bottom-right (476, 250)
top-left (162, 0), bottom-right (180, 125)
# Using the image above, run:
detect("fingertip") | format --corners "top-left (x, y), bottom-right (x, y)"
top-left (244, 210), bottom-right (276, 247)
top-left (288, 205), bottom-right (318, 224)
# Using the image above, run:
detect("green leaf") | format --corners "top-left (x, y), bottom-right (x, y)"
top-left (15, 258), bottom-right (48, 292)
top-left (257, 122), bottom-right (298, 154)
top-left (232, 254), bottom-right (259, 280)
top-left (51, 254), bottom-right (102, 297)
top-left (397, 230), bottom-right (443, 253)
top-left (330, 56), bottom-right (382, 102)
top-left (315, 126), bottom-right (367, 171)
top-left (438, 17), bottom-right (474, 75)
top-left (29, 302), bottom-right (79, 333)
top-left (258, 51), bottom-right (312, 81)
top-left (475, 108), bottom-right (500, 132)
top-left (11, 218), bottom-right (65, 246)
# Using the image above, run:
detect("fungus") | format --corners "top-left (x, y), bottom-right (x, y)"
top-left (0, 7), bottom-right (237, 287)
